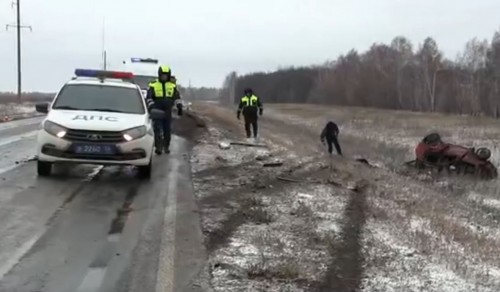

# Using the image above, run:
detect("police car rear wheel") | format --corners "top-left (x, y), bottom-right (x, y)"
top-left (37, 161), bottom-right (52, 176)
top-left (137, 160), bottom-right (152, 179)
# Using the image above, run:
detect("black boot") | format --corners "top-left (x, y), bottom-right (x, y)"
top-left (164, 141), bottom-right (170, 154)
top-left (155, 140), bottom-right (163, 155)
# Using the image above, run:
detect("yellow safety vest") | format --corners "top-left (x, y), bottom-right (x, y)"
top-left (241, 95), bottom-right (259, 107)
top-left (150, 81), bottom-right (176, 99)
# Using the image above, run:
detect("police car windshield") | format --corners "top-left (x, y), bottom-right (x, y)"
top-left (53, 84), bottom-right (145, 114)
top-left (133, 75), bottom-right (156, 90)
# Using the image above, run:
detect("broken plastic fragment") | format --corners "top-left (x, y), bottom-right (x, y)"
top-left (218, 142), bottom-right (231, 149)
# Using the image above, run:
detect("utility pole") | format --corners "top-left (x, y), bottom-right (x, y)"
top-left (101, 17), bottom-right (107, 70)
top-left (6, 0), bottom-right (32, 103)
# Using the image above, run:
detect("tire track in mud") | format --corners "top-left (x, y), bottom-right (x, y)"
top-left (259, 111), bottom-right (370, 291)
top-left (317, 186), bottom-right (368, 292)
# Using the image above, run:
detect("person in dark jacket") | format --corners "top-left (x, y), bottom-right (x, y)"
top-left (237, 88), bottom-right (263, 139)
top-left (320, 121), bottom-right (342, 155)
top-left (146, 65), bottom-right (183, 155)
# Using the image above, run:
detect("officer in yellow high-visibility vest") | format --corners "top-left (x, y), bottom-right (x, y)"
top-left (237, 88), bottom-right (263, 139)
top-left (146, 65), bottom-right (183, 155)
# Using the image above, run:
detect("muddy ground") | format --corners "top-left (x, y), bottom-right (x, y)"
top-left (187, 102), bottom-right (500, 292)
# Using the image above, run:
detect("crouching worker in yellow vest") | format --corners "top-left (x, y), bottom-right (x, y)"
top-left (146, 65), bottom-right (183, 155)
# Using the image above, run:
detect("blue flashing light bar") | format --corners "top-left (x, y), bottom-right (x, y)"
top-left (130, 58), bottom-right (158, 64)
top-left (74, 69), bottom-right (134, 79)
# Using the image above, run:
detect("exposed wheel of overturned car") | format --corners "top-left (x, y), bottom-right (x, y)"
top-left (422, 132), bottom-right (442, 145)
top-left (476, 147), bottom-right (491, 160)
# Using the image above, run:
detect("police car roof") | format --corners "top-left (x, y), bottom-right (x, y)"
top-left (66, 77), bottom-right (140, 89)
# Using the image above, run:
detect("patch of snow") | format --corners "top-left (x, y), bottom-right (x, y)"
top-left (363, 222), bottom-right (497, 292)
top-left (467, 191), bottom-right (500, 211)
top-left (297, 193), bottom-right (313, 199)
top-left (366, 193), bottom-right (500, 290)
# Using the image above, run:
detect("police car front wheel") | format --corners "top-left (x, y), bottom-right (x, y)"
top-left (37, 161), bottom-right (53, 176)
top-left (137, 160), bottom-right (152, 179)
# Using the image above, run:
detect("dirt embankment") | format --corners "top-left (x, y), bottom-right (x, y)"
top-left (188, 102), bottom-right (500, 292)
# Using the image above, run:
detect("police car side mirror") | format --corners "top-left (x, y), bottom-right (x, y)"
top-left (35, 103), bottom-right (49, 114)
top-left (149, 108), bottom-right (166, 119)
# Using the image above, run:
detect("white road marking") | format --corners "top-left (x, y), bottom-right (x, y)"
top-left (75, 234), bottom-right (121, 292)
top-left (155, 145), bottom-right (180, 292)
top-left (0, 130), bottom-right (38, 148)
top-left (0, 229), bottom-right (46, 280)
top-left (75, 267), bottom-right (107, 292)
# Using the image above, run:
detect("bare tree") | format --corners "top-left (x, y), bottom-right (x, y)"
top-left (417, 37), bottom-right (443, 112)
top-left (456, 38), bottom-right (489, 114)
top-left (391, 36), bottom-right (414, 109)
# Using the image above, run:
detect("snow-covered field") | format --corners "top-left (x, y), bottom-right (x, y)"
top-left (189, 103), bottom-right (500, 291)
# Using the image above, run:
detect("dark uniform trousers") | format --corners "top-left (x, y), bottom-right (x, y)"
top-left (243, 107), bottom-right (259, 138)
top-left (152, 99), bottom-right (174, 150)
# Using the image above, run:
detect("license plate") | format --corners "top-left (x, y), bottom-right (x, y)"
top-left (73, 144), bottom-right (116, 155)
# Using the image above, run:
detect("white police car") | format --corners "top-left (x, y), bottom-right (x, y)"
top-left (35, 69), bottom-right (160, 178)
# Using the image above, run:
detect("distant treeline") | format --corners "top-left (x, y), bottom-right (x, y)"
top-left (180, 86), bottom-right (220, 101)
top-left (0, 92), bottom-right (55, 103)
top-left (220, 27), bottom-right (500, 117)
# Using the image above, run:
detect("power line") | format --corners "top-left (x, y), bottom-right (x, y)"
top-left (6, 0), bottom-right (32, 103)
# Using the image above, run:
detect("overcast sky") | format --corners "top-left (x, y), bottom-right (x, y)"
top-left (0, 0), bottom-right (499, 92)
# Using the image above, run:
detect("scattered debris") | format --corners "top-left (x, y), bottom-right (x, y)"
top-left (255, 153), bottom-right (272, 161)
top-left (263, 161), bottom-right (283, 167)
top-left (218, 141), bottom-right (231, 149)
top-left (327, 178), bottom-right (342, 187)
top-left (355, 158), bottom-right (373, 166)
top-left (277, 176), bottom-right (303, 183)
top-left (13, 156), bottom-right (38, 166)
top-left (230, 142), bottom-right (268, 148)
top-left (215, 156), bottom-right (229, 163)
top-left (326, 177), bottom-right (368, 193)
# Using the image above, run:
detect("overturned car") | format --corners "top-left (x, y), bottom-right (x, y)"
top-left (407, 133), bottom-right (497, 179)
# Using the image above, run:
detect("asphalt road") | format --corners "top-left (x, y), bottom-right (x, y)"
top-left (0, 117), bottom-right (207, 292)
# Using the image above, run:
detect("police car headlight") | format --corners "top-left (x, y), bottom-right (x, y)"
top-left (44, 120), bottom-right (67, 138)
top-left (122, 126), bottom-right (147, 142)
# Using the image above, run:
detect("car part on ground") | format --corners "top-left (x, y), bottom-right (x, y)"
top-left (406, 132), bottom-right (497, 179)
